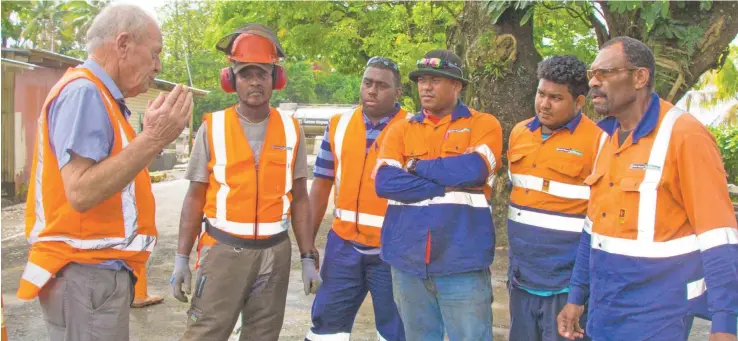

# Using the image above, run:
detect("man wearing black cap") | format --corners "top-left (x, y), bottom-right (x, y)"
top-left (374, 49), bottom-right (503, 341)
top-left (170, 24), bottom-right (320, 341)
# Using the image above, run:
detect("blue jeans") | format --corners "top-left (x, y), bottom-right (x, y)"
top-left (391, 266), bottom-right (493, 341)
top-left (509, 285), bottom-right (590, 341)
top-left (307, 230), bottom-right (404, 341)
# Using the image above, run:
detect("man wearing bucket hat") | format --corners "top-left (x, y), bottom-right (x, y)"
top-left (374, 49), bottom-right (503, 341)
top-left (171, 23), bottom-right (320, 341)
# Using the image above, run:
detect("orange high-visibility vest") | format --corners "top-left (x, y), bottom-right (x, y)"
top-left (18, 68), bottom-right (157, 300)
top-left (1, 296), bottom-right (7, 341)
top-left (328, 107), bottom-right (409, 247)
top-left (200, 106), bottom-right (299, 245)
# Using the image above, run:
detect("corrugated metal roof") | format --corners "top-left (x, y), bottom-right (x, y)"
top-left (2, 48), bottom-right (210, 96)
top-left (1, 58), bottom-right (38, 70)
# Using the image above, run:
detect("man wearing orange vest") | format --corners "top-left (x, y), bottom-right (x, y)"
top-left (557, 37), bottom-right (738, 341)
top-left (304, 57), bottom-right (406, 341)
top-left (506, 55), bottom-right (597, 341)
top-left (19, 4), bottom-right (192, 341)
top-left (170, 24), bottom-right (320, 341)
top-left (374, 50), bottom-right (503, 341)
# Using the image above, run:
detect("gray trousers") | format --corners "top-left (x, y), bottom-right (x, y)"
top-left (180, 237), bottom-right (292, 341)
top-left (39, 262), bottom-right (134, 341)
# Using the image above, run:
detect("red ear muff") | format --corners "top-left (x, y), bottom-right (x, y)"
top-left (220, 67), bottom-right (235, 93)
top-left (272, 65), bottom-right (287, 90)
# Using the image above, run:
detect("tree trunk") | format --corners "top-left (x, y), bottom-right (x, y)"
top-left (448, 3), bottom-right (542, 243)
top-left (449, 3), bottom-right (541, 147)
top-left (595, 1), bottom-right (738, 103)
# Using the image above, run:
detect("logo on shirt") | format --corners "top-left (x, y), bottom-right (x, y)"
top-left (629, 164), bottom-right (661, 170)
top-left (271, 145), bottom-right (293, 151)
top-left (447, 128), bottom-right (471, 134)
top-left (556, 147), bottom-right (583, 156)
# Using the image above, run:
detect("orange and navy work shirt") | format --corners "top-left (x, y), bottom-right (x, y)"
top-left (567, 93), bottom-right (738, 339)
top-left (506, 112), bottom-right (602, 292)
top-left (374, 101), bottom-right (502, 279)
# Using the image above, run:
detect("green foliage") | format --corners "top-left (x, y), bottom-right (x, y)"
top-left (270, 61), bottom-right (317, 105)
top-left (533, 3), bottom-right (598, 64)
top-left (205, 1), bottom-right (458, 113)
top-left (709, 125), bottom-right (738, 184)
top-left (314, 70), bottom-right (361, 104)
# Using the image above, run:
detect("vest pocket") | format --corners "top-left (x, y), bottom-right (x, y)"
top-left (546, 159), bottom-right (584, 178)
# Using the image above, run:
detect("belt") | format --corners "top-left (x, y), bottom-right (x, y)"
top-left (205, 221), bottom-right (288, 249)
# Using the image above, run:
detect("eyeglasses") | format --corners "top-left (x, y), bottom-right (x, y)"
top-left (587, 67), bottom-right (640, 81)
top-left (417, 58), bottom-right (462, 72)
top-left (367, 56), bottom-right (399, 71)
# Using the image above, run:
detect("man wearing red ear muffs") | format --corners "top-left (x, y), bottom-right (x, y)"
top-left (170, 23), bottom-right (321, 341)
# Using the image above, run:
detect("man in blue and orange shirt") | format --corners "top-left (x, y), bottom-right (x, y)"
top-left (374, 49), bottom-right (503, 341)
top-left (558, 36), bottom-right (738, 341)
top-left (305, 57), bottom-right (406, 341)
top-left (506, 55), bottom-right (598, 341)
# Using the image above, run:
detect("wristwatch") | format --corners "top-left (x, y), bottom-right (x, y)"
top-left (301, 251), bottom-right (317, 260)
top-left (406, 158), bottom-right (420, 175)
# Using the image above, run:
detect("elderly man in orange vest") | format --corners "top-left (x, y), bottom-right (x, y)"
top-left (19, 3), bottom-right (192, 341)
top-left (170, 24), bottom-right (320, 341)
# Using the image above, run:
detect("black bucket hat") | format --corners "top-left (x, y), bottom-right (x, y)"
top-left (215, 23), bottom-right (286, 59)
top-left (408, 49), bottom-right (468, 87)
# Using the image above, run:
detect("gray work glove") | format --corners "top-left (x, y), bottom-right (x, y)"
top-left (301, 258), bottom-right (322, 295)
top-left (170, 253), bottom-right (192, 303)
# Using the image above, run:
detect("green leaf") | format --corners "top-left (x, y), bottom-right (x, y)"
top-left (520, 7), bottom-right (534, 26)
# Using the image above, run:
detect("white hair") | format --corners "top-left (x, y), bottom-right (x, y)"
top-left (86, 3), bottom-right (157, 54)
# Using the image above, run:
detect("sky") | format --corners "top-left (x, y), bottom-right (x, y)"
top-left (114, 0), bottom-right (169, 23)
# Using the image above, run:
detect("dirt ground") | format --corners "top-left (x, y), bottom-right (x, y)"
top-left (0, 170), bottom-right (712, 340)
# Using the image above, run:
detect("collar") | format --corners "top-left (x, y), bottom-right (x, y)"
top-left (526, 111), bottom-right (583, 133)
top-left (362, 103), bottom-right (401, 126)
top-left (597, 92), bottom-right (660, 143)
top-left (410, 100), bottom-right (472, 123)
top-left (80, 59), bottom-right (124, 101)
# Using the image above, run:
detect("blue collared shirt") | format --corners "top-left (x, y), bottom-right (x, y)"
top-left (408, 100), bottom-right (472, 124)
top-left (48, 59), bottom-right (130, 272)
top-left (597, 92), bottom-right (660, 143)
top-left (526, 111), bottom-right (583, 134)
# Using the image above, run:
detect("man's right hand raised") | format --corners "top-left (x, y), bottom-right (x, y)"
top-left (142, 84), bottom-right (193, 148)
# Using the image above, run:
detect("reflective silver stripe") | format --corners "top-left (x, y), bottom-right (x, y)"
top-left (305, 330), bottom-right (350, 341)
top-left (591, 230), bottom-right (699, 258)
top-left (583, 216), bottom-right (593, 234)
top-left (377, 158), bottom-right (402, 168)
top-left (29, 116), bottom-right (46, 243)
top-left (333, 111), bottom-right (353, 194)
top-left (118, 123), bottom-right (138, 241)
top-left (508, 206), bottom-right (585, 233)
top-left (207, 217), bottom-right (288, 237)
top-left (21, 262), bottom-right (52, 288)
top-left (637, 107), bottom-right (685, 242)
top-left (354, 247), bottom-right (380, 255)
top-left (592, 132), bottom-right (608, 174)
top-left (473, 144), bottom-right (497, 188)
top-left (510, 173), bottom-right (590, 200)
top-left (335, 208), bottom-right (384, 228)
top-left (697, 227), bottom-right (738, 251)
top-left (279, 111), bottom-right (298, 219)
top-left (473, 144), bottom-right (496, 170)
top-left (687, 278), bottom-right (706, 300)
top-left (389, 191), bottom-right (489, 208)
top-left (211, 111), bottom-right (230, 226)
top-left (36, 234), bottom-right (157, 252)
